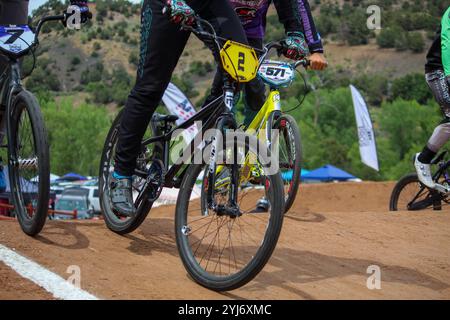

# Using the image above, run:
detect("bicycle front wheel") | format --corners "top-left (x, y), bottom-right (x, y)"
top-left (175, 133), bottom-right (284, 291)
top-left (8, 91), bottom-right (50, 236)
top-left (389, 173), bottom-right (444, 211)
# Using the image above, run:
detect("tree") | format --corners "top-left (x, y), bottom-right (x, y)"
top-left (41, 98), bottom-right (112, 176)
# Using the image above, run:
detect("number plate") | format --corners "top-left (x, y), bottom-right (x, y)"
top-left (0, 25), bottom-right (34, 56)
top-left (258, 60), bottom-right (295, 87)
top-left (220, 40), bottom-right (258, 83)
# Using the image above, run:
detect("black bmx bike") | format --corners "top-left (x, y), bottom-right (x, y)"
top-left (0, 15), bottom-right (71, 235)
top-left (99, 16), bottom-right (287, 291)
top-left (390, 151), bottom-right (450, 211)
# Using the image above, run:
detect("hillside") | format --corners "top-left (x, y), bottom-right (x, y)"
top-left (26, 0), bottom-right (444, 106)
top-left (18, 0), bottom-right (450, 179)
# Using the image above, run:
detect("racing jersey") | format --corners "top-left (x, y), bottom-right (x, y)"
top-left (426, 6), bottom-right (450, 76)
top-left (229, 0), bottom-right (323, 53)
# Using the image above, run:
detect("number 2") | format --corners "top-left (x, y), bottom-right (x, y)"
top-left (238, 52), bottom-right (245, 71)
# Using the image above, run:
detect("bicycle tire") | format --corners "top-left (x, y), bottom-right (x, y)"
top-left (8, 90), bottom-right (50, 236)
top-left (175, 133), bottom-right (284, 291)
top-left (99, 110), bottom-right (153, 235)
top-left (389, 173), bottom-right (439, 211)
top-left (272, 114), bottom-right (302, 213)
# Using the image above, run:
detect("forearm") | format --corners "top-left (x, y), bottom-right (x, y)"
top-left (273, 0), bottom-right (323, 53)
top-left (297, 0), bottom-right (323, 53)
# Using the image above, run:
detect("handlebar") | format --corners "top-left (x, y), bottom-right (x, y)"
top-left (162, 7), bottom-right (310, 71)
top-left (33, 9), bottom-right (93, 45)
top-left (261, 41), bottom-right (310, 69)
top-left (34, 14), bottom-right (65, 42)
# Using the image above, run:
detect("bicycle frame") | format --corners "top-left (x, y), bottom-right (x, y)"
top-left (245, 89), bottom-right (282, 143)
top-left (138, 93), bottom-right (227, 188)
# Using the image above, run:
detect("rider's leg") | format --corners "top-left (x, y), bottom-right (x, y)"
top-left (199, 0), bottom-right (250, 109)
top-left (242, 38), bottom-right (266, 127)
top-left (114, 1), bottom-right (191, 178)
top-left (111, 0), bottom-right (249, 215)
top-left (111, 0), bottom-right (191, 216)
top-left (0, 0), bottom-right (29, 24)
top-left (415, 69), bottom-right (450, 189)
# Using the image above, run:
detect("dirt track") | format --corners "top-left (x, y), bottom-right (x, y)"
top-left (1, 182), bottom-right (449, 300)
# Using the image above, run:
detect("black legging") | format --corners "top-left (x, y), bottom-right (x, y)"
top-left (114, 0), bottom-right (248, 176)
top-left (0, 0), bottom-right (28, 25)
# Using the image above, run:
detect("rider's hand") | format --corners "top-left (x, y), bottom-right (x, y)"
top-left (165, 0), bottom-right (196, 26)
top-left (281, 32), bottom-right (309, 61)
top-left (308, 53), bottom-right (328, 71)
top-left (68, 1), bottom-right (91, 24)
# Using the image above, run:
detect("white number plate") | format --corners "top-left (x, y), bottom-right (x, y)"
top-left (258, 60), bottom-right (295, 87)
top-left (0, 25), bottom-right (35, 56)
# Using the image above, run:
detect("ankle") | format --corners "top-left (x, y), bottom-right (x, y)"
top-left (418, 146), bottom-right (436, 164)
top-left (112, 171), bottom-right (132, 180)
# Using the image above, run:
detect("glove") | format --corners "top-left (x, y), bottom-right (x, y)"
top-left (69, 1), bottom-right (91, 24)
top-left (281, 32), bottom-right (309, 61)
top-left (165, 0), bottom-right (195, 25)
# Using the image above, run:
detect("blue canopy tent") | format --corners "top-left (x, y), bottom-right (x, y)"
top-left (281, 169), bottom-right (310, 181)
top-left (58, 173), bottom-right (87, 182)
top-left (302, 165), bottom-right (356, 182)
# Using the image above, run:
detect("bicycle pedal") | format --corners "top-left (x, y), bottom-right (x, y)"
top-left (434, 184), bottom-right (450, 194)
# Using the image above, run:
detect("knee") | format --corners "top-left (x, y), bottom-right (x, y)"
top-left (128, 83), bottom-right (166, 107)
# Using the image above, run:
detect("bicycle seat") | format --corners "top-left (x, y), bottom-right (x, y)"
top-left (152, 113), bottom-right (179, 123)
top-left (431, 151), bottom-right (448, 164)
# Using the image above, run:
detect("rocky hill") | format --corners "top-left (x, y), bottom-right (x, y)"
top-left (25, 0), bottom-right (445, 107)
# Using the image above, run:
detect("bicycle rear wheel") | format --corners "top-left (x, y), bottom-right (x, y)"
top-left (8, 91), bottom-right (50, 236)
top-left (272, 114), bottom-right (302, 213)
top-left (389, 173), bottom-right (444, 211)
top-left (175, 133), bottom-right (284, 291)
top-left (99, 110), bottom-right (154, 235)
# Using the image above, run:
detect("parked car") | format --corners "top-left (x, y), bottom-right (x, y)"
top-left (54, 188), bottom-right (94, 220)
top-left (58, 186), bottom-right (100, 214)
top-left (81, 186), bottom-right (100, 214)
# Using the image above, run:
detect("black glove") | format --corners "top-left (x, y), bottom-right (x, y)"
top-left (67, 1), bottom-right (91, 25)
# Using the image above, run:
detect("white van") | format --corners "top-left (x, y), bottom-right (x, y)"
top-left (82, 186), bottom-right (100, 213)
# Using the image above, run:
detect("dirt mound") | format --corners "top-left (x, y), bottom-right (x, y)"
top-left (0, 181), bottom-right (449, 300)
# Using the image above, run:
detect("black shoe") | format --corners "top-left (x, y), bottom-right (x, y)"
top-left (256, 197), bottom-right (269, 212)
top-left (110, 176), bottom-right (136, 217)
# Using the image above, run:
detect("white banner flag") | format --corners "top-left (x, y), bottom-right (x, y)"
top-left (350, 85), bottom-right (379, 171)
top-left (162, 82), bottom-right (198, 144)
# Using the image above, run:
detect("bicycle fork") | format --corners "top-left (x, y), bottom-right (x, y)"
top-left (206, 86), bottom-right (241, 217)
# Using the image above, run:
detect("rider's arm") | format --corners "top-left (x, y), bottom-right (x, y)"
top-left (273, 0), bottom-right (324, 54)
top-left (442, 7), bottom-right (450, 77)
